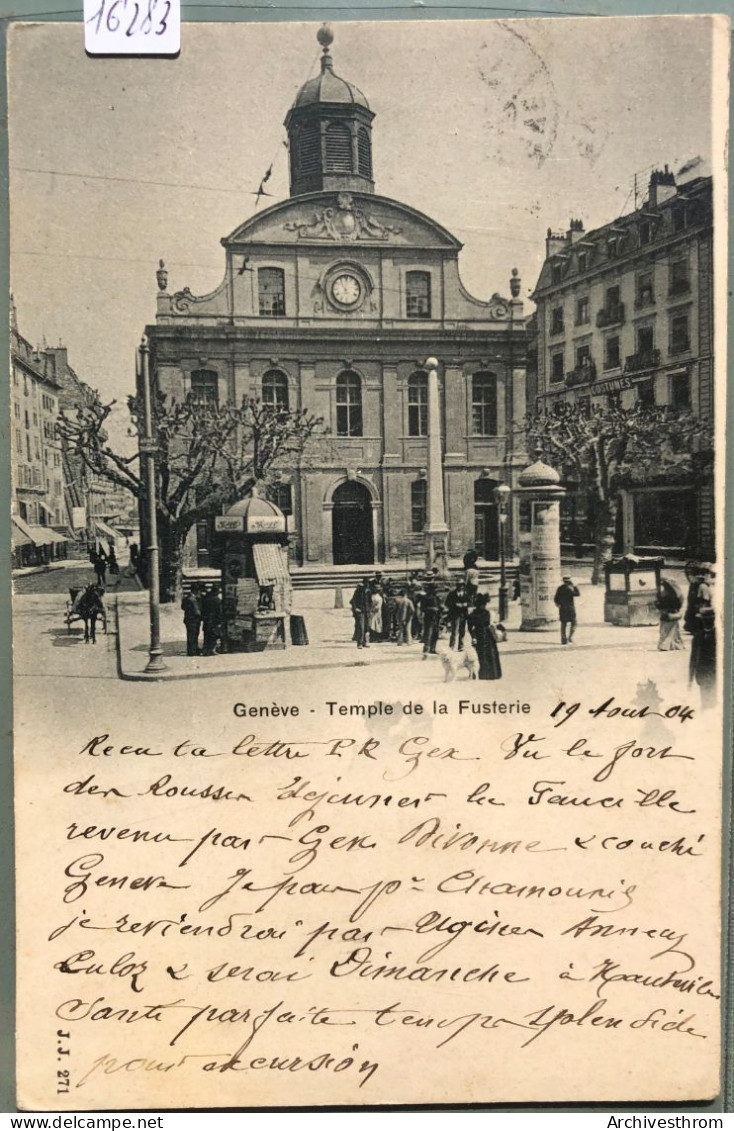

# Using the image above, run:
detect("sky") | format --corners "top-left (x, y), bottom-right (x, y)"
top-left (7, 15), bottom-right (718, 448)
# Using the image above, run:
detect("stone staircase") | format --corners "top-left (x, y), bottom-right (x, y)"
top-left (181, 560), bottom-right (518, 595)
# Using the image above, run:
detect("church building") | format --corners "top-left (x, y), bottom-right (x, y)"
top-left (145, 25), bottom-right (527, 572)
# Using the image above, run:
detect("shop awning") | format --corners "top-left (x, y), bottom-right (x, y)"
top-left (253, 543), bottom-right (289, 585)
top-left (11, 516), bottom-right (61, 546)
top-left (93, 519), bottom-right (121, 541)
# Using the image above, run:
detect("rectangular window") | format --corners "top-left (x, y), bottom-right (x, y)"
top-left (411, 479), bottom-right (427, 533)
top-left (639, 221), bottom-right (651, 246)
top-left (16, 431), bottom-right (22, 454)
top-left (189, 369), bottom-right (219, 406)
top-left (672, 206), bottom-right (686, 233)
top-left (258, 267), bottom-right (286, 317)
top-left (269, 483), bottom-right (293, 516)
top-left (577, 251), bottom-right (587, 273)
top-left (670, 313), bottom-right (690, 354)
top-left (576, 344), bottom-right (592, 368)
top-left (550, 306), bottom-right (565, 335)
top-left (670, 372), bottom-right (691, 408)
top-left (605, 285), bottom-right (621, 311)
top-left (605, 336), bottom-right (620, 370)
top-left (406, 272), bottom-right (431, 319)
top-left (670, 259), bottom-right (690, 296)
top-left (26, 435), bottom-right (31, 461)
top-left (14, 402), bottom-right (20, 419)
top-left (636, 270), bottom-right (654, 308)
top-left (336, 373), bottom-right (363, 437)
top-left (637, 325), bottom-right (655, 355)
top-left (550, 351), bottom-right (565, 384)
top-left (575, 297), bottom-right (589, 326)
top-left (551, 262), bottom-right (563, 285)
top-left (407, 375), bottom-right (428, 437)
top-left (471, 373), bottom-right (498, 436)
top-left (607, 238), bottom-right (618, 258)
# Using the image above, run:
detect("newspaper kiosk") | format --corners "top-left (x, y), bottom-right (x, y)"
top-left (216, 490), bottom-right (293, 652)
top-left (603, 553), bottom-right (663, 626)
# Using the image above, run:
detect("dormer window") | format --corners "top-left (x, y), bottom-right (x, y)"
top-left (551, 262), bottom-right (563, 285)
top-left (607, 238), bottom-right (618, 258)
top-left (577, 251), bottom-right (588, 273)
top-left (639, 220), bottom-right (651, 246)
top-left (258, 268), bottom-right (286, 317)
top-left (672, 205), bottom-right (687, 233)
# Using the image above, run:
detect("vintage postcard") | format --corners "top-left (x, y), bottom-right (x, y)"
top-left (8, 14), bottom-right (728, 1109)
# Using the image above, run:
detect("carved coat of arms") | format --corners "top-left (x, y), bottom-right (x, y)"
top-left (284, 193), bottom-right (402, 242)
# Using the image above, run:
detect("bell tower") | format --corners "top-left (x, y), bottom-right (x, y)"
top-left (284, 24), bottom-right (376, 197)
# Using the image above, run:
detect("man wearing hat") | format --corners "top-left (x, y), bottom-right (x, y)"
top-left (554, 575), bottom-right (581, 645)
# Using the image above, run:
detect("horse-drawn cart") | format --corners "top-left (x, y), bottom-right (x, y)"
top-left (66, 586), bottom-right (107, 641)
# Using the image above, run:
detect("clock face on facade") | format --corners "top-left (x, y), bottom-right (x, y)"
top-left (330, 273), bottom-right (362, 307)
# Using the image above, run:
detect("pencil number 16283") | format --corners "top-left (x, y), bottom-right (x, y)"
top-left (86, 0), bottom-right (171, 39)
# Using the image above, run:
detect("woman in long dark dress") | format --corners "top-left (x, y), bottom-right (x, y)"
top-left (468, 593), bottom-right (502, 680)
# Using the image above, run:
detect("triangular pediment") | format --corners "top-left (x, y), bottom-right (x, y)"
top-left (223, 192), bottom-right (462, 251)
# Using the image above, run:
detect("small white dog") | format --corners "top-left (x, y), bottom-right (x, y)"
top-left (437, 642), bottom-right (479, 681)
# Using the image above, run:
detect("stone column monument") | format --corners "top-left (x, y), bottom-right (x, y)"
top-left (424, 356), bottom-right (449, 575)
top-left (516, 451), bottom-right (566, 631)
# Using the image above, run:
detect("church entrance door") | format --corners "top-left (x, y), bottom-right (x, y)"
top-left (332, 481), bottom-right (374, 565)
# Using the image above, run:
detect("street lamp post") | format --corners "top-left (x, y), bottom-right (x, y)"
top-left (138, 336), bottom-right (167, 674)
top-left (494, 482), bottom-right (511, 622)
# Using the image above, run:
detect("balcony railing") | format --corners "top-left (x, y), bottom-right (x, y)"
top-left (565, 361), bottom-right (597, 387)
top-left (624, 348), bottom-right (661, 374)
top-left (669, 278), bottom-right (691, 297)
top-left (596, 302), bottom-right (625, 328)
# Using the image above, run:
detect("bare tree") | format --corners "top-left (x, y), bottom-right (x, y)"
top-left (58, 392), bottom-right (324, 601)
top-left (527, 402), bottom-right (713, 583)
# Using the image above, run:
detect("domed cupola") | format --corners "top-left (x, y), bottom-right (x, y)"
top-left (284, 25), bottom-right (375, 197)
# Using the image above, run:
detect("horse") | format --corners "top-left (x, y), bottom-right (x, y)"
top-left (74, 585), bottom-right (106, 644)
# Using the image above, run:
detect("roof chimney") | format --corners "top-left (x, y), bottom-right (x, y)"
top-left (648, 165), bottom-right (677, 208)
top-left (566, 218), bottom-right (585, 244)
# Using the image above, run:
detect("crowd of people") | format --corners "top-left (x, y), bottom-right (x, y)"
top-left (348, 550), bottom-right (505, 680)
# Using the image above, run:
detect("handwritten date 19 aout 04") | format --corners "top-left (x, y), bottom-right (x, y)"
top-left (86, 0), bottom-right (171, 39)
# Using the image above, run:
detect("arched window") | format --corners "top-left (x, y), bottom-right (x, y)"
top-left (406, 271), bottom-right (431, 319)
top-left (472, 371), bottom-right (497, 436)
top-left (325, 123), bottom-right (353, 172)
top-left (190, 368), bottom-right (219, 406)
top-left (407, 371), bottom-right (428, 437)
top-left (262, 370), bottom-right (289, 412)
top-left (296, 122), bottom-right (321, 178)
top-left (357, 127), bottom-right (372, 178)
top-left (258, 268), bottom-right (286, 317)
top-left (336, 371), bottom-right (363, 437)
top-left (411, 479), bottom-right (427, 533)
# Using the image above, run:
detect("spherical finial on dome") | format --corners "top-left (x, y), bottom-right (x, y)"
top-left (317, 23), bottom-right (334, 48)
top-left (317, 23), bottom-right (334, 71)
top-left (425, 356), bottom-right (439, 369)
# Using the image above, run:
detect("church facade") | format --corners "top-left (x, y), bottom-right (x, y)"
top-left (144, 26), bottom-right (527, 571)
